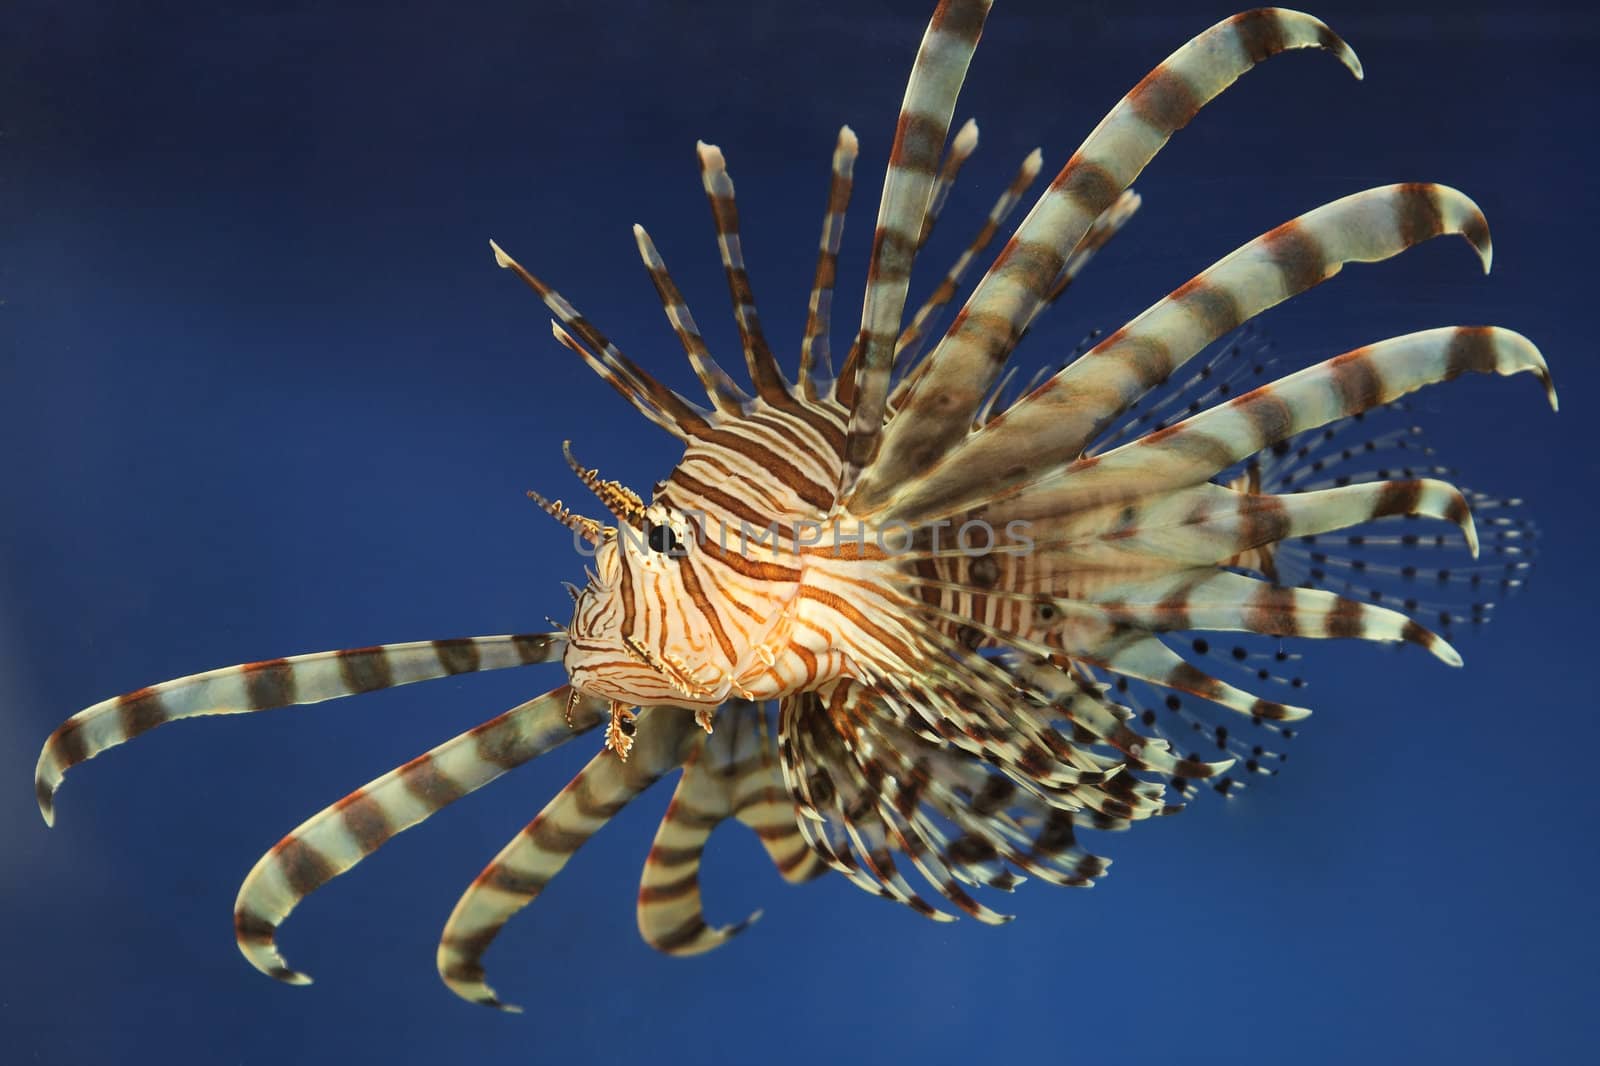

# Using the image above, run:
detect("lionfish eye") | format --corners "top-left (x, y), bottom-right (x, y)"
top-left (645, 520), bottom-right (679, 555)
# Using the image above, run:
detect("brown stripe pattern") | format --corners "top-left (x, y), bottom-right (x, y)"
top-left (799, 126), bottom-right (860, 400)
top-left (35, 633), bottom-right (565, 826)
top-left (848, 8), bottom-right (1363, 516)
top-left (696, 142), bottom-right (792, 407)
top-left (491, 241), bottom-right (710, 440)
top-left (890, 145), bottom-right (1045, 384)
top-left (879, 183), bottom-right (1503, 526)
top-left (233, 686), bottom-right (605, 984)
top-left (840, 0), bottom-right (994, 495)
top-left (434, 706), bottom-right (703, 1009)
top-left (917, 116), bottom-right (980, 249)
top-left (637, 701), bottom-right (825, 955)
top-left (1016, 327), bottom-right (1552, 525)
top-left (1038, 188), bottom-right (1143, 312)
top-left (633, 223), bottom-right (749, 415)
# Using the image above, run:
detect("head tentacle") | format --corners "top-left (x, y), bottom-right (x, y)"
top-left (561, 441), bottom-right (646, 529)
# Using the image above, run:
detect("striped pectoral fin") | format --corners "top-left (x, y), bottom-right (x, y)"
top-left (637, 703), bottom-right (795, 956)
top-left (1082, 566), bottom-right (1459, 672)
top-left (933, 766), bottom-right (1113, 889)
top-left (1060, 327), bottom-right (1553, 511)
top-left (1035, 188), bottom-right (1142, 314)
top-left (872, 765), bottom-right (1021, 924)
top-left (736, 790), bottom-right (828, 885)
top-left (970, 327), bottom-right (1549, 538)
top-left (641, 842), bottom-right (769, 956)
top-left (1014, 657), bottom-right (1232, 782)
top-left (858, 699), bottom-right (1118, 892)
top-left (839, 0), bottom-right (993, 494)
top-left (724, 702), bottom-right (828, 884)
top-left (832, 776), bottom-right (957, 924)
top-left (233, 687), bottom-right (605, 985)
top-left (775, 692), bottom-right (910, 902)
top-left (1059, 182), bottom-right (1498, 448)
top-left (1244, 402), bottom-right (1541, 633)
top-left (1252, 478), bottom-right (1479, 556)
top-left (848, 8), bottom-right (1361, 516)
top-left (1109, 478), bottom-right (1480, 570)
top-left (881, 805), bottom-right (1014, 925)
top-left (436, 706), bottom-right (699, 1011)
top-left (818, 748), bottom-right (966, 922)
top-left (898, 764), bottom-right (1033, 890)
top-left (1089, 327), bottom-right (1277, 457)
top-left (637, 759), bottom-right (761, 957)
top-left (807, 680), bottom-right (1029, 922)
top-left (804, 691), bottom-right (968, 922)
top-left (1280, 483), bottom-right (1538, 636)
top-left (889, 145), bottom-right (1045, 389)
top-left (876, 185), bottom-right (1505, 528)
top-left (970, 365), bottom-right (1021, 426)
top-left (632, 223), bottom-right (748, 415)
top-left (35, 633), bottom-right (565, 827)
top-left (800, 125), bottom-right (861, 400)
top-left (1076, 626), bottom-right (1312, 723)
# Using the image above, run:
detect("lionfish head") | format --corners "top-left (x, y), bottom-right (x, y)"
top-left (535, 440), bottom-right (802, 710)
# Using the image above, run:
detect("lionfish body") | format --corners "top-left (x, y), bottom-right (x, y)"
top-left (36, 3), bottom-right (1552, 1011)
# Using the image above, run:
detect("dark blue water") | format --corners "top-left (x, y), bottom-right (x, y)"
top-left (6, 2), bottom-right (1594, 1063)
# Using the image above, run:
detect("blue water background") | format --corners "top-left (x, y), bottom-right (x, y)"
top-left (5, 2), bottom-right (1595, 1063)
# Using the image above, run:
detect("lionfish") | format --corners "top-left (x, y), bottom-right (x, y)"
top-left (35, 2), bottom-right (1553, 1012)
